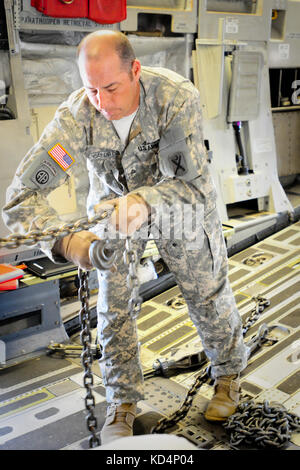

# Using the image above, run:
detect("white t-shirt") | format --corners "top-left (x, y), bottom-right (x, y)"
top-left (112, 109), bottom-right (138, 145)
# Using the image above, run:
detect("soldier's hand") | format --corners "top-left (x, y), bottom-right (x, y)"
top-left (93, 198), bottom-right (118, 218)
top-left (94, 194), bottom-right (150, 236)
top-left (53, 231), bottom-right (99, 270)
top-left (110, 194), bottom-right (150, 236)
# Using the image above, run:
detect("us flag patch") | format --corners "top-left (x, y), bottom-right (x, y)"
top-left (48, 143), bottom-right (74, 171)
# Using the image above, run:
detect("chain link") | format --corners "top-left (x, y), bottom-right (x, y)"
top-left (124, 236), bottom-right (143, 319)
top-left (78, 268), bottom-right (100, 448)
top-left (0, 211), bottom-right (110, 249)
top-left (224, 399), bottom-right (300, 448)
top-left (151, 367), bottom-right (212, 434)
top-left (242, 295), bottom-right (271, 336)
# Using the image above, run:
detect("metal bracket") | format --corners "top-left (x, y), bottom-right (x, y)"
top-left (4, 0), bottom-right (20, 54)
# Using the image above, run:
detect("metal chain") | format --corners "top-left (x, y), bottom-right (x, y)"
top-left (151, 296), bottom-right (271, 435)
top-left (151, 367), bottom-right (212, 434)
top-left (78, 267), bottom-right (100, 449)
top-left (124, 236), bottom-right (143, 319)
top-left (242, 295), bottom-right (271, 336)
top-left (224, 399), bottom-right (300, 449)
top-left (0, 211), bottom-right (110, 249)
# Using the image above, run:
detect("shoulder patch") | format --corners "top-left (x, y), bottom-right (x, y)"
top-left (48, 143), bottom-right (74, 171)
top-left (168, 152), bottom-right (187, 177)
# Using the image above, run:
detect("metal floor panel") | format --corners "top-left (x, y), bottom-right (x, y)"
top-left (0, 222), bottom-right (299, 450)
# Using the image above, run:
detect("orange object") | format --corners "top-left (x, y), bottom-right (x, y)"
top-left (0, 264), bottom-right (24, 284)
top-left (0, 278), bottom-right (19, 291)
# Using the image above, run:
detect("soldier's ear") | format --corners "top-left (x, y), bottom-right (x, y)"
top-left (131, 59), bottom-right (141, 81)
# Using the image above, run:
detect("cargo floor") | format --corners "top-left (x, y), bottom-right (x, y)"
top-left (0, 222), bottom-right (299, 451)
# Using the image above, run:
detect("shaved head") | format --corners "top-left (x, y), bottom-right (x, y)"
top-left (77, 30), bottom-right (136, 73)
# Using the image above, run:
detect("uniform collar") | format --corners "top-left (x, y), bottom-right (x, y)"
top-left (128, 73), bottom-right (160, 144)
top-left (92, 108), bottom-right (123, 151)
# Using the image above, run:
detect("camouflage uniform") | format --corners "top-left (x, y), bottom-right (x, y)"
top-left (3, 67), bottom-right (248, 404)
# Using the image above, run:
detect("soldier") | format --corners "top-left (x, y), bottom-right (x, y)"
top-left (3, 31), bottom-right (248, 444)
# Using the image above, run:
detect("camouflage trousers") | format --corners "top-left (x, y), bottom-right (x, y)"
top-left (95, 207), bottom-right (248, 404)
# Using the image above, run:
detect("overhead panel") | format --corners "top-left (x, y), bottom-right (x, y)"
top-left (122, 0), bottom-right (197, 33)
top-left (198, 0), bottom-right (272, 41)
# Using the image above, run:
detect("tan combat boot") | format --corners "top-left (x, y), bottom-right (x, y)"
top-left (204, 374), bottom-right (240, 422)
top-left (100, 403), bottom-right (137, 445)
